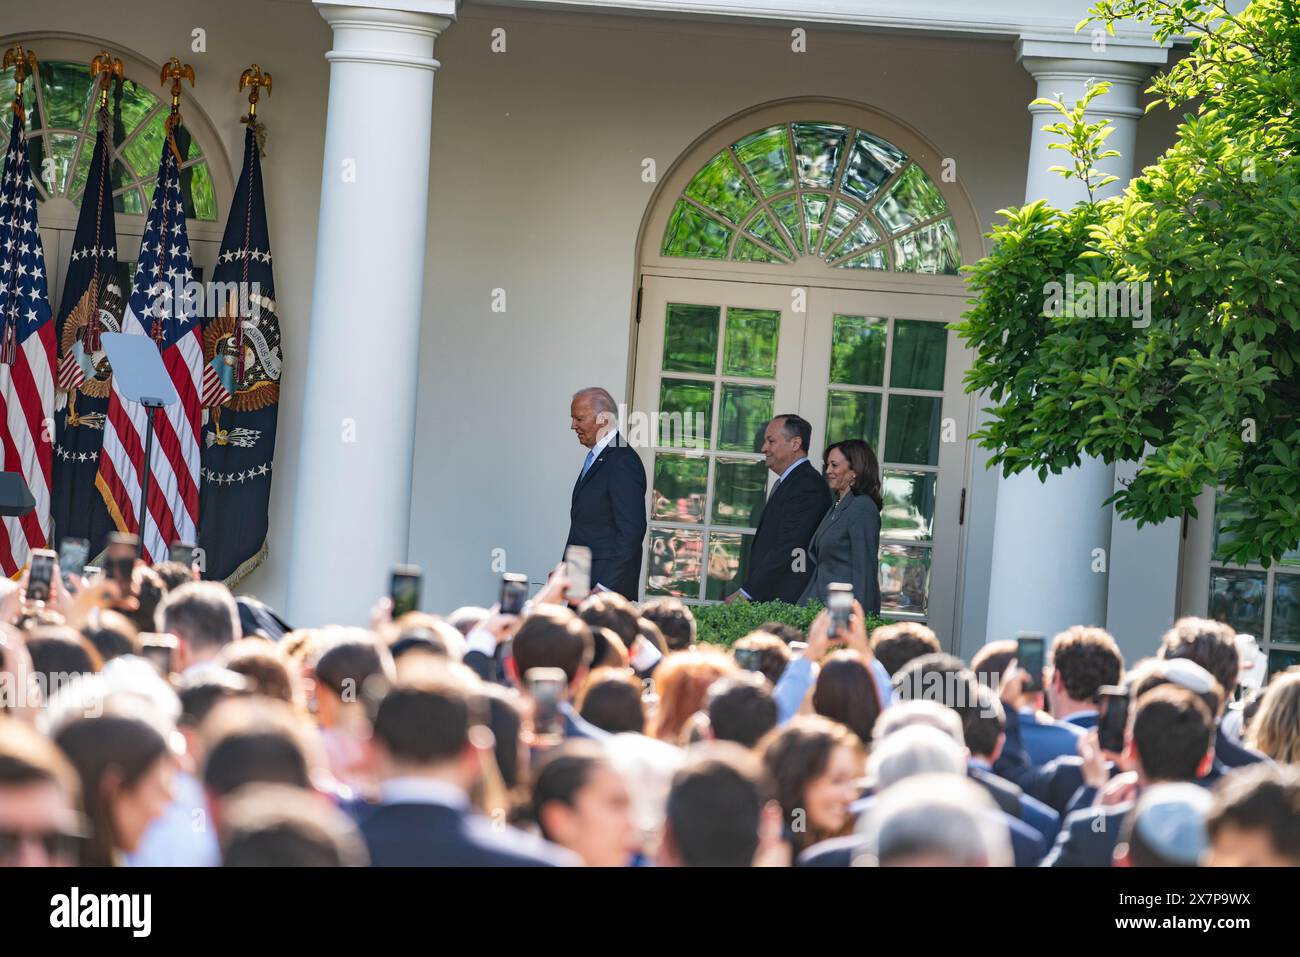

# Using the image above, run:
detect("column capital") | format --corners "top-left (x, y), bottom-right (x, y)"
top-left (315, 0), bottom-right (459, 21)
top-left (1016, 30), bottom-right (1170, 69)
top-left (314, 0), bottom-right (459, 71)
top-left (1017, 33), bottom-right (1170, 122)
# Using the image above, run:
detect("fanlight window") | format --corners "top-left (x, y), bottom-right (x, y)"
top-left (0, 60), bottom-right (218, 220)
top-left (662, 122), bottom-right (959, 274)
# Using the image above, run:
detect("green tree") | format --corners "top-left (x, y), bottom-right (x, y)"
top-left (956, 0), bottom-right (1300, 567)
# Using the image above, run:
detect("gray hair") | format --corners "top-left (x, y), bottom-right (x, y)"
top-left (572, 387), bottom-right (618, 417)
top-left (855, 774), bottom-right (1012, 867)
top-left (872, 699), bottom-right (965, 747)
top-left (157, 581), bottom-right (241, 653)
top-left (866, 724), bottom-right (966, 790)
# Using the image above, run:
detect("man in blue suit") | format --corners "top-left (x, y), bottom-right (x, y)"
top-left (1047, 626), bottom-right (1124, 732)
top-left (566, 387), bottom-right (647, 600)
top-left (358, 678), bottom-right (576, 867)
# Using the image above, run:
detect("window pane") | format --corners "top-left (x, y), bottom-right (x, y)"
top-left (732, 125), bottom-right (793, 196)
top-left (712, 458), bottom-right (767, 527)
top-left (646, 528), bottom-right (703, 598)
top-left (802, 193), bottom-right (830, 253)
top-left (770, 196), bottom-right (804, 254)
top-left (746, 211), bottom-right (793, 260)
top-left (717, 384), bottom-right (773, 453)
top-left (879, 543), bottom-right (930, 615)
top-left (734, 238), bottom-right (779, 263)
top-left (123, 109), bottom-right (170, 178)
top-left (890, 319), bottom-right (947, 391)
top-left (182, 161), bottom-right (217, 221)
top-left (826, 390), bottom-right (881, 448)
top-left (827, 216), bottom-right (880, 260)
top-left (882, 470), bottom-right (936, 541)
top-left (705, 531), bottom-right (753, 600)
top-left (45, 132), bottom-right (78, 194)
top-left (112, 81), bottom-right (162, 143)
top-left (885, 395), bottom-right (942, 466)
top-left (662, 201), bottom-right (732, 259)
top-left (651, 453), bottom-right (708, 523)
top-left (722, 308), bottom-right (779, 379)
top-left (822, 199), bottom-right (862, 251)
top-left (1208, 569), bottom-right (1267, 638)
top-left (658, 379), bottom-right (712, 450)
top-left (836, 249), bottom-right (887, 270)
top-left (829, 314), bottom-right (886, 386)
top-left (685, 150), bottom-right (757, 225)
top-left (875, 163), bottom-right (949, 234)
top-left (894, 218), bottom-right (960, 275)
top-left (37, 60), bottom-right (93, 131)
top-left (662, 303), bottom-right (719, 374)
top-left (115, 187), bottom-right (144, 215)
top-left (1271, 574), bottom-right (1300, 646)
top-left (1268, 648), bottom-right (1300, 677)
top-left (841, 129), bottom-right (905, 204)
top-left (68, 131), bottom-right (96, 200)
top-left (793, 123), bottom-right (847, 190)
top-left (1214, 492), bottom-right (1300, 566)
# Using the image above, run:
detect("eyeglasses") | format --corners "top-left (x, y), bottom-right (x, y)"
top-left (0, 827), bottom-right (85, 863)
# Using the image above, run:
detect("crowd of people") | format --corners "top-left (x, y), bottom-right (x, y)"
top-left (0, 554), bottom-right (1297, 868)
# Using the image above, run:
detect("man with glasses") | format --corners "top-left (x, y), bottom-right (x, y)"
top-left (0, 719), bottom-right (86, 867)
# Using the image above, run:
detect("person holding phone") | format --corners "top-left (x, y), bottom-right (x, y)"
top-left (797, 440), bottom-right (882, 613)
top-left (564, 387), bottom-right (647, 600)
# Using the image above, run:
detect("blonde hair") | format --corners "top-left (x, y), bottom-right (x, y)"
top-left (1247, 667), bottom-right (1300, 765)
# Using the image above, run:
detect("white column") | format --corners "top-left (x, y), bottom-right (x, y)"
top-left (984, 36), bottom-right (1167, 643)
top-left (287, 0), bottom-right (457, 625)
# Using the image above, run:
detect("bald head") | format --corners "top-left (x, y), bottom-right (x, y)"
top-left (571, 387), bottom-right (619, 448)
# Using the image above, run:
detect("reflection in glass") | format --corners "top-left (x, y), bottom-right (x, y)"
top-left (712, 458), bottom-right (768, 527)
top-left (827, 216), bottom-right (881, 260)
top-left (182, 162), bottom-right (217, 221)
top-left (646, 528), bottom-right (703, 598)
top-left (837, 249), bottom-right (887, 270)
top-left (1268, 648), bottom-right (1300, 677)
top-left (879, 543), bottom-right (930, 615)
top-left (734, 238), bottom-right (779, 263)
top-left (825, 390), bottom-right (881, 448)
top-left (658, 379), bottom-right (713, 450)
top-left (882, 470), bottom-right (936, 541)
top-left (123, 109), bottom-right (169, 180)
top-left (885, 394), bottom-right (942, 466)
top-left (705, 532), bottom-right (754, 600)
top-left (652, 454), bottom-right (708, 523)
top-left (829, 315), bottom-right (886, 386)
top-left (793, 123), bottom-right (848, 189)
top-left (823, 200), bottom-right (862, 251)
top-left (1271, 575), bottom-right (1300, 646)
top-left (662, 302), bottom-right (720, 375)
top-left (662, 201), bottom-right (732, 259)
top-left (38, 59), bottom-right (94, 131)
top-left (746, 211), bottom-right (793, 260)
top-left (723, 308), bottom-right (779, 379)
top-left (1208, 569), bottom-right (1267, 638)
top-left (890, 319), bottom-right (947, 391)
top-left (732, 126), bottom-right (794, 196)
top-left (894, 218), bottom-right (960, 275)
top-left (46, 133), bottom-right (78, 194)
top-left (842, 130), bottom-right (906, 204)
top-left (802, 193), bottom-right (830, 253)
top-left (771, 196), bottom-right (804, 254)
top-left (718, 384), bottom-right (774, 453)
top-left (685, 150), bottom-right (758, 225)
top-left (875, 164), bottom-right (949, 233)
top-left (1214, 492), bottom-right (1300, 566)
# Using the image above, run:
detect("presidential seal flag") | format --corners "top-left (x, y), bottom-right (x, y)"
top-left (0, 96), bottom-right (58, 575)
top-left (199, 120), bottom-right (281, 583)
top-left (52, 88), bottom-right (122, 558)
top-left (94, 102), bottom-right (203, 564)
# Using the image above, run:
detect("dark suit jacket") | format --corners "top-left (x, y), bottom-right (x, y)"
top-left (358, 801), bottom-right (574, 867)
top-left (741, 460), bottom-right (832, 603)
top-left (969, 764), bottom-right (1060, 847)
top-left (1042, 802), bottom-right (1131, 867)
top-left (1216, 724), bottom-right (1268, 769)
top-left (565, 435), bottom-right (647, 600)
top-left (797, 492), bottom-right (881, 613)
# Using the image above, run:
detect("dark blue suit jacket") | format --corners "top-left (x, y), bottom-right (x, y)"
top-left (1042, 801), bottom-right (1130, 867)
top-left (565, 436), bottom-right (647, 600)
top-left (798, 808), bottom-right (1046, 867)
top-left (358, 801), bottom-right (574, 867)
top-left (1216, 725), bottom-right (1268, 769)
top-left (741, 460), bottom-right (831, 603)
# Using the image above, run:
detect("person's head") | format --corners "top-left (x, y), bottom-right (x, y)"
top-left (867, 723), bottom-right (967, 790)
top-left (152, 560), bottom-right (195, 591)
top-left (969, 640), bottom-right (1017, 690)
top-left (1048, 626), bottom-right (1124, 716)
top-left (639, 598), bottom-right (695, 651)
top-left (220, 784), bottom-right (368, 867)
top-left (577, 591), bottom-right (640, 651)
top-left (479, 685), bottom-right (525, 791)
top-left (157, 581), bottom-right (242, 670)
top-left (54, 714), bottom-right (174, 866)
top-left (760, 414), bottom-right (811, 475)
top-left (1159, 617), bottom-right (1240, 708)
top-left (127, 565), bottom-right (167, 634)
top-left (446, 606), bottom-right (489, 638)
top-left (312, 633), bottom-right (394, 727)
top-left (759, 715), bottom-right (863, 850)
top-left (856, 774), bottom-right (1011, 867)
top-left (959, 685), bottom-right (1005, 764)
top-left (81, 610), bottom-right (141, 664)
top-left (813, 650), bottom-right (883, 747)
top-left (218, 640), bottom-right (300, 708)
top-left (891, 652), bottom-right (968, 702)
top-left (706, 673), bottom-right (777, 749)
top-left (578, 668), bottom-right (645, 735)
top-left (23, 627), bottom-right (103, 689)
top-left (1246, 667), bottom-right (1300, 764)
top-left (659, 743), bottom-right (766, 867)
top-left (369, 677), bottom-right (485, 794)
top-left (731, 631), bottom-right (791, 686)
top-left (649, 649), bottom-right (736, 744)
top-left (508, 605), bottom-right (594, 697)
top-left (570, 386), bottom-right (618, 448)
top-left (0, 719), bottom-right (83, 867)
top-left (1127, 657), bottom-right (1225, 721)
top-left (201, 700), bottom-right (316, 815)
top-left (753, 620), bottom-right (804, 645)
top-left (822, 439), bottom-right (883, 508)
top-left (871, 622), bottom-right (942, 676)
top-left (1128, 686), bottom-right (1215, 785)
top-left (604, 733), bottom-right (686, 854)
top-left (1114, 783), bottom-right (1212, 867)
top-left (531, 740), bottom-right (637, 867)
top-left (872, 699), bottom-right (966, 748)
top-left (589, 627), bottom-right (629, 671)
top-left (1205, 764), bottom-right (1300, 867)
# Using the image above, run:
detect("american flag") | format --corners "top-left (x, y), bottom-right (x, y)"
top-left (0, 113), bottom-right (57, 577)
top-left (95, 124), bottom-right (202, 563)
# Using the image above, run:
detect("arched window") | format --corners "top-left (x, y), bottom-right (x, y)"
top-left (660, 122), bottom-right (959, 274)
top-left (0, 56), bottom-right (219, 221)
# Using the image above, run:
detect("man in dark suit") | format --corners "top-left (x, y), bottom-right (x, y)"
top-left (566, 387), bottom-right (647, 600)
top-left (358, 678), bottom-right (576, 867)
top-left (726, 414), bottom-right (831, 604)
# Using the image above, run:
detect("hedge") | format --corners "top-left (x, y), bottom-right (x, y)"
top-left (692, 599), bottom-right (890, 648)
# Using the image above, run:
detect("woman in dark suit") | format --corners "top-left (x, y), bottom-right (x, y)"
top-left (797, 439), bottom-right (882, 614)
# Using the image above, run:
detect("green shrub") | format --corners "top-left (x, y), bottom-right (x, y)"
top-left (691, 600), bottom-right (889, 648)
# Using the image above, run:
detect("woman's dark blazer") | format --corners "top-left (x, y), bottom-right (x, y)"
top-left (797, 491), bottom-right (881, 614)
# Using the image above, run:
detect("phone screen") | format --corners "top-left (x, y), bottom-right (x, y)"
top-left (139, 633), bottom-right (178, 677)
top-left (59, 538), bottom-right (89, 582)
top-left (564, 545), bottom-right (591, 603)
top-left (527, 667), bottom-right (568, 746)
top-left (105, 533), bottom-right (139, 587)
top-left (1016, 633), bottom-right (1046, 693)
top-left (1097, 686), bottom-right (1129, 754)
top-left (734, 647), bottom-right (763, 672)
top-left (169, 541), bottom-right (195, 566)
top-left (390, 566), bottom-right (422, 618)
top-left (28, 549), bottom-right (56, 603)
top-left (827, 583), bottom-right (853, 636)
top-left (500, 573), bottom-right (528, 615)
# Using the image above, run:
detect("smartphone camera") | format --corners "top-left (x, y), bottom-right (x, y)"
top-left (734, 646), bottom-right (763, 672)
top-left (826, 582), bottom-right (854, 636)
top-left (139, 632), bottom-right (179, 678)
top-left (1016, 631), bottom-right (1046, 694)
top-left (27, 548), bottom-right (57, 604)
top-left (1097, 685), bottom-right (1130, 754)
top-left (104, 532), bottom-right (139, 588)
top-left (58, 537), bottom-right (90, 588)
top-left (564, 545), bottom-right (592, 603)
top-left (526, 666), bottom-right (568, 747)
top-left (169, 540), bottom-right (196, 567)
top-left (500, 573), bottom-right (528, 615)
top-left (389, 565), bottom-right (422, 618)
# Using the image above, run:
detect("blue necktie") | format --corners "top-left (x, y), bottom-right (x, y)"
top-left (580, 449), bottom-right (596, 481)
